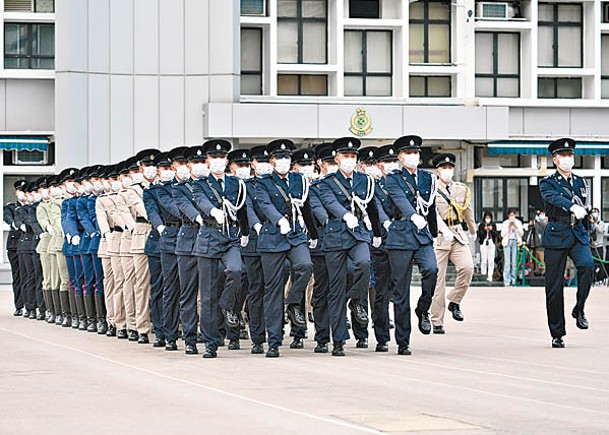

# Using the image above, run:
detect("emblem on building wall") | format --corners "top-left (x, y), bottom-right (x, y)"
top-left (349, 107), bottom-right (372, 136)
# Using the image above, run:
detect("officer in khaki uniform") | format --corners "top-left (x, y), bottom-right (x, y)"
top-left (430, 153), bottom-right (476, 334)
top-left (35, 177), bottom-right (58, 323)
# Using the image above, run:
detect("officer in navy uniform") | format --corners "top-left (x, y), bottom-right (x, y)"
top-left (4, 180), bottom-right (27, 316)
top-left (171, 145), bottom-right (206, 355)
top-left (318, 137), bottom-right (382, 356)
top-left (539, 138), bottom-right (594, 349)
top-left (255, 139), bottom-right (318, 358)
top-left (243, 146), bottom-right (272, 354)
top-left (192, 139), bottom-right (249, 359)
top-left (385, 135), bottom-right (438, 356)
top-left (370, 144), bottom-right (401, 352)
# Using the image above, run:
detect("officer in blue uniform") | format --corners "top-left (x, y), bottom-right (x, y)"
top-left (58, 168), bottom-right (78, 327)
top-left (255, 139), bottom-right (318, 358)
top-left (192, 139), bottom-right (249, 359)
top-left (171, 145), bottom-right (206, 355)
top-left (142, 151), bottom-right (167, 348)
top-left (5, 180), bottom-right (27, 316)
top-left (318, 137), bottom-right (382, 356)
top-left (385, 135), bottom-right (438, 356)
top-left (243, 146), bottom-right (272, 354)
top-left (539, 138), bottom-right (594, 349)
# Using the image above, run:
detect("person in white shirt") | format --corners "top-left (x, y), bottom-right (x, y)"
top-left (500, 209), bottom-right (524, 286)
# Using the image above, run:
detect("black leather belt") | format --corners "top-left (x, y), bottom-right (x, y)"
top-left (444, 219), bottom-right (463, 226)
top-left (549, 216), bottom-right (571, 224)
top-left (182, 221), bottom-right (200, 228)
top-left (165, 222), bottom-right (180, 228)
top-left (136, 217), bottom-right (148, 224)
top-left (113, 226), bottom-right (123, 232)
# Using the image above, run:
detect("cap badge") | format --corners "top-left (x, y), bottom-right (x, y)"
top-left (348, 141), bottom-right (353, 148)
top-left (304, 153), bottom-right (309, 159)
top-left (445, 157), bottom-right (450, 162)
top-left (216, 144), bottom-right (221, 150)
top-left (242, 152), bottom-right (247, 158)
top-left (197, 150), bottom-right (202, 156)
top-left (410, 140), bottom-right (414, 146)
top-left (280, 143), bottom-right (286, 150)
top-left (389, 149), bottom-right (394, 155)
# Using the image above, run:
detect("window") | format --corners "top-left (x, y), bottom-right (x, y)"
top-left (603, 178), bottom-right (609, 221)
top-left (474, 177), bottom-right (529, 222)
top-left (241, 0), bottom-right (265, 15)
top-left (241, 28), bottom-right (263, 95)
top-left (409, 0), bottom-right (451, 64)
top-left (603, 2), bottom-right (609, 23)
top-left (349, 0), bottom-right (380, 18)
top-left (5, 0), bottom-right (54, 12)
top-left (602, 35), bottom-right (609, 99)
top-left (538, 3), bottom-right (582, 68)
top-left (277, 74), bottom-right (327, 95)
top-left (475, 32), bottom-right (519, 97)
top-left (344, 30), bottom-right (392, 96)
top-left (409, 76), bottom-right (451, 97)
top-left (538, 77), bottom-right (581, 98)
top-left (4, 23), bottom-right (54, 69)
top-left (277, 0), bottom-right (327, 64)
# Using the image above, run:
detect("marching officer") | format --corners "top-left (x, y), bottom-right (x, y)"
top-left (36, 176), bottom-right (58, 323)
top-left (385, 135), bottom-right (438, 356)
top-left (430, 153), bottom-right (476, 334)
top-left (317, 137), bottom-right (382, 356)
top-left (539, 138), bottom-right (594, 348)
top-left (4, 180), bottom-right (27, 316)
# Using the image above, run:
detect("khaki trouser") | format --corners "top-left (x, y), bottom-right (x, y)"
top-left (109, 232), bottom-right (126, 329)
top-left (40, 251), bottom-right (52, 291)
top-left (48, 251), bottom-right (59, 290)
top-left (56, 251), bottom-right (69, 292)
top-left (101, 257), bottom-right (116, 326)
top-left (305, 276), bottom-right (314, 316)
top-left (132, 253), bottom-right (151, 334)
top-left (431, 240), bottom-right (474, 327)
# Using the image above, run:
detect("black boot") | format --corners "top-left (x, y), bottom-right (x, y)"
top-left (51, 290), bottom-right (62, 324)
top-left (84, 295), bottom-right (97, 333)
top-left (95, 295), bottom-right (108, 335)
top-left (68, 291), bottom-right (79, 328)
top-left (75, 294), bottom-right (87, 330)
top-left (60, 291), bottom-right (71, 327)
top-left (44, 290), bottom-right (55, 323)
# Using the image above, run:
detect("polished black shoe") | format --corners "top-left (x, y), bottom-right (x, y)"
top-left (228, 339), bottom-right (240, 350)
top-left (97, 321), bottom-right (108, 335)
top-left (572, 309), bottom-right (589, 330)
top-left (165, 341), bottom-right (178, 351)
top-left (71, 317), bottom-right (79, 329)
top-left (552, 337), bottom-right (565, 348)
top-left (47, 313), bottom-right (56, 324)
top-left (196, 332), bottom-right (204, 343)
top-left (29, 310), bottom-right (38, 320)
top-left (414, 308), bottom-right (431, 335)
top-left (13, 308), bottom-right (23, 317)
top-left (117, 329), bottom-right (128, 339)
top-left (448, 302), bottom-right (464, 322)
top-left (87, 320), bottom-right (97, 333)
top-left (62, 315), bottom-right (71, 328)
top-left (348, 299), bottom-right (368, 325)
top-left (137, 333), bottom-right (149, 344)
top-left (239, 329), bottom-right (249, 340)
top-left (314, 343), bottom-right (328, 354)
top-left (251, 343), bottom-right (264, 354)
top-left (290, 337), bottom-right (304, 349)
top-left (36, 311), bottom-right (45, 321)
top-left (128, 330), bottom-right (139, 341)
top-left (266, 347), bottom-right (280, 358)
top-left (106, 325), bottom-right (117, 337)
top-left (55, 314), bottom-right (63, 325)
top-left (356, 338), bottom-right (368, 349)
top-left (23, 309), bottom-right (31, 318)
top-left (78, 318), bottom-right (87, 330)
top-left (433, 325), bottom-right (445, 334)
top-left (307, 312), bottom-right (314, 323)
top-left (185, 344), bottom-right (198, 355)
top-left (203, 348), bottom-right (217, 359)
top-left (286, 304), bottom-right (306, 328)
top-left (152, 338), bottom-right (166, 348)
top-left (397, 344), bottom-right (412, 355)
top-left (375, 343), bottom-right (388, 352)
top-left (332, 342), bottom-right (345, 357)
top-left (222, 309), bottom-right (240, 329)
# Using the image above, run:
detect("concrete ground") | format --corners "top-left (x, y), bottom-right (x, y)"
top-left (1, 285), bottom-right (608, 435)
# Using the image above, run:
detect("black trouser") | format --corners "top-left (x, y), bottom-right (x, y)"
top-left (148, 255), bottom-right (165, 340)
top-left (18, 251), bottom-right (36, 311)
top-left (32, 252), bottom-right (45, 313)
top-left (160, 251), bottom-right (180, 343)
top-left (177, 254), bottom-right (199, 346)
top-left (372, 249), bottom-right (393, 345)
top-left (244, 255), bottom-right (265, 345)
top-left (7, 250), bottom-right (23, 310)
top-left (311, 254), bottom-right (330, 344)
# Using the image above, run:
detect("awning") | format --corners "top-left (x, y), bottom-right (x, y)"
top-left (488, 141), bottom-right (609, 156)
top-left (0, 136), bottom-right (48, 151)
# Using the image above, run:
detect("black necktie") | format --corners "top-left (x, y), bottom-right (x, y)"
top-left (567, 177), bottom-right (572, 188)
top-left (218, 178), bottom-right (224, 193)
top-left (446, 184), bottom-right (451, 195)
top-left (347, 178), bottom-right (352, 188)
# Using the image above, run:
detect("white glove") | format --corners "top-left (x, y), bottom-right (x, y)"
top-left (66, 234), bottom-right (71, 244)
top-left (104, 232), bottom-right (111, 241)
top-left (11, 222), bottom-right (17, 230)
top-left (46, 225), bottom-right (55, 236)
top-left (210, 208), bottom-right (225, 225)
top-left (343, 212), bottom-right (359, 229)
top-left (20, 224), bottom-right (26, 232)
top-left (440, 228), bottom-right (454, 242)
top-left (363, 216), bottom-right (372, 231)
top-left (157, 225), bottom-right (166, 235)
top-left (195, 215), bottom-right (203, 226)
top-left (278, 217), bottom-right (291, 235)
top-left (383, 220), bottom-right (392, 231)
top-left (253, 223), bottom-right (262, 235)
top-left (410, 213), bottom-right (427, 230)
top-left (570, 204), bottom-right (587, 220)
top-left (372, 237), bottom-right (382, 248)
top-left (240, 235), bottom-right (249, 247)
top-left (309, 239), bottom-right (318, 249)
top-left (71, 235), bottom-right (81, 246)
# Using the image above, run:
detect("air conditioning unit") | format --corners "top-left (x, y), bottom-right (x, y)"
top-left (476, 2), bottom-right (512, 20)
top-left (241, 0), bottom-right (266, 16)
top-left (4, 0), bottom-right (32, 12)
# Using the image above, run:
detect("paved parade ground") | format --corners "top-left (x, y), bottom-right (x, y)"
top-left (1, 285), bottom-right (608, 435)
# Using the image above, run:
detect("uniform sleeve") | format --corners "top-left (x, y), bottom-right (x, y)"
top-left (143, 188), bottom-right (164, 229)
top-left (245, 188), bottom-right (261, 229)
top-left (309, 187), bottom-right (328, 226)
top-left (255, 180), bottom-right (284, 226)
top-left (128, 188), bottom-right (148, 219)
top-left (36, 203), bottom-right (52, 232)
top-left (29, 206), bottom-right (44, 235)
top-left (385, 174), bottom-right (417, 219)
top-left (62, 200), bottom-right (79, 237)
top-left (156, 185), bottom-right (182, 219)
top-left (317, 178), bottom-right (350, 220)
top-left (76, 198), bottom-right (98, 235)
top-left (95, 198), bottom-right (112, 235)
top-left (192, 181), bottom-right (216, 218)
top-left (539, 177), bottom-right (576, 213)
top-left (172, 185), bottom-right (201, 223)
top-left (3, 204), bottom-right (14, 226)
top-left (115, 191), bottom-right (137, 230)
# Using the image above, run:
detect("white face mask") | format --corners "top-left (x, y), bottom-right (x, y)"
top-left (339, 157), bottom-right (357, 174)
top-left (255, 162), bottom-right (273, 176)
top-left (131, 172), bottom-right (144, 184)
top-left (83, 181), bottom-right (93, 194)
top-left (159, 169), bottom-right (175, 182)
top-left (401, 153), bottom-right (420, 170)
top-left (41, 189), bottom-right (50, 200)
top-left (298, 165), bottom-right (315, 180)
top-left (176, 165), bottom-right (191, 180)
top-left (383, 162), bottom-right (399, 174)
top-left (16, 191), bottom-right (26, 202)
top-left (235, 167), bottom-right (251, 179)
top-left (77, 184), bottom-right (85, 194)
top-left (111, 180), bottom-right (122, 192)
top-left (65, 182), bottom-right (76, 194)
top-left (50, 186), bottom-right (62, 198)
top-left (326, 164), bottom-right (338, 174)
top-left (209, 158), bottom-right (227, 175)
top-left (190, 163), bottom-right (209, 179)
top-left (93, 181), bottom-right (104, 193)
top-left (558, 155), bottom-right (574, 172)
top-left (439, 168), bottom-right (454, 182)
top-left (121, 176), bottom-right (133, 188)
top-left (363, 165), bottom-right (382, 179)
top-left (274, 158), bottom-right (291, 175)
top-left (143, 166), bottom-right (157, 180)
top-left (33, 192), bottom-right (42, 202)
top-left (102, 180), bottom-right (111, 191)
